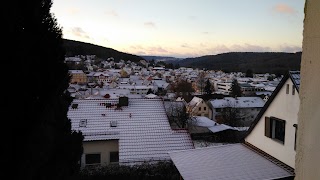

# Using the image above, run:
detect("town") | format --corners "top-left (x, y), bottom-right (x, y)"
top-left (66, 55), bottom-right (299, 179)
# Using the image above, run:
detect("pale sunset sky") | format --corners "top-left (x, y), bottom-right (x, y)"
top-left (51, 0), bottom-right (305, 58)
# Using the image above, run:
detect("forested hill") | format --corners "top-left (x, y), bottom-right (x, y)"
top-left (62, 39), bottom-right (145, 62)
top-left (178, 52), bottom-right (302, 74)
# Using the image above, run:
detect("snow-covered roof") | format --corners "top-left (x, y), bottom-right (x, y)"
top-left (209, 97), bottom-right (265, 108)
top-left (188, 96), bottom-right (202, 107)
top-left (145, 93), bottom-right (157, 98)
top-left (69, 70), bottom-right (85, 74)
top-left (169, 143), bottom-right (293, 180)
top-left (192, 116), bottom-right (217, 127)
top-left (67, 98), bottom-right (194, 165)
top-left (191, 116), bottom-right (246, 133)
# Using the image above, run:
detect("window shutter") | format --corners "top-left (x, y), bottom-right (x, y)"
top-left (265, 116), bottom-right (271, 137)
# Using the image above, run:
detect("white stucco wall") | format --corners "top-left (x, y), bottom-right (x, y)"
top-left (245, 78), bottom-right (299, 168)
top-left (81, 140), bottom-right (119, 167)
top-left (295, 0), bottom-right (320, 179)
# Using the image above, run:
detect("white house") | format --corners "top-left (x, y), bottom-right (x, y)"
top-left (245, 71), bottom-right (300, 169)
top-left (167, 71), bottom-right (299, 180)
top-left (187, 97), bottom-right (212, 119)
top-left (209, 97), bottom-right (265, 126)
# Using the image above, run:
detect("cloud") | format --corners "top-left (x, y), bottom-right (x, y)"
top-left (105, 10), bottom-right (118, 17)
top-left (130, 45), bottom-right (169, 56)
top-left (202, 32), bottom-right (209, 34)
top-left (272, 3), bottom-right (297, 14)
top-left (148, 46), bottom-right (168, 53)
top-left (67, 8), bottom-right (80, 15)
top-left (144, 21), bottom-right (156, 28)
top-left (279, 44), bottom-right (302, 52)
top-left (136, 51), bottom-right (146, 55)
top-left (181, 43), bottom-right (191, 48)
top-left (130, 45), bottom-right (145, 50)
top-left (71, 27), bottom-right (90, 39)
top-left (230, 43), bottom-right (271, 52)
top-left (205, 44), bottom-right (272, 55)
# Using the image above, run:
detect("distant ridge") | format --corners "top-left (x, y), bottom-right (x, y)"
top-left (62, 39), bottom-right (144, 62)
top-left (178, 52), bottom-right (302, 74)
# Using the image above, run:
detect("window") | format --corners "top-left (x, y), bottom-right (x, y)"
top-left (286, 84), bottom-right (289, 94)
top-left (216, 108), bottom-right (221, 112)
top-left (199, 107), bottom-right (201, 111)
top-left (204, 107), bottom-right (207, 111)
top-left (85, 153), bottom-right (101, 165)
top-left (79, 119), bottom-right (87, 127)
top-left (292, 85), bottom-right (295, 95)
top-left (110, 152), bottom-right (119, 163)
top-left (265, 116), bottom-right (286, 144)
top-left (293, 124), bottom-right (298, 150)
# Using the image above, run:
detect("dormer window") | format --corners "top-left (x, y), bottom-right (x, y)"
top-left (79, 119), bottom-right (87, 127)
top-left (110, 120), bottom-right (117, 127)
top-left (71, 104), bottom-right (78, 109)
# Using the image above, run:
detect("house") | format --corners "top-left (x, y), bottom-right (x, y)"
top-left (67, 97), bottom-right (194, 167)
top-left (168, 71), bottom-right (299, 180)
top-left (208, 97), bottom-right (265, 126)
top-left (245, 71), bottom-right (300, 169)
top-left (187, 97), bottom-right (212, 119)
top-left (69, 70), bottom-right (87, 84)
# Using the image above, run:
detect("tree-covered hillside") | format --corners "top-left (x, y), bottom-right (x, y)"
top-left (63, 39), bottom-right (145, 62)
top-left (178, 52), bottom-right (301, 74)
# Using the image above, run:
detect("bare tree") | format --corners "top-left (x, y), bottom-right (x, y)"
top-left (197, 71), bottom-right (206, 95)
top-left (164, 101), bottom-right (191, 128)
top-left (216, 101), bottom-right (247, 127)
top-left (170, 78), bottom-right (194, 102)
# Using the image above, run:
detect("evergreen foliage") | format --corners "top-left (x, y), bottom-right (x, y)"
top-left (245, 69), bottom-right (254, 78)
top-left (230, 79), bottom-right (242, 98)
top-left (5, 1), bottom-right (83, 179)
top-left (72, 161), bottom-right (180, 180)
top-left (204, 79), bottom-right (213, 95)
top-left (178, 52), bottom-right (301, 74)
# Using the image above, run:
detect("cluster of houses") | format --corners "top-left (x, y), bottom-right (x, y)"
top-left (66, 55), bottom-right (300, 179)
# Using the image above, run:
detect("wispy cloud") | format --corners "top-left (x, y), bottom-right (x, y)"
top-left (272, 3), bottom-right (297, 14)
top-left (71, 27), bottom-right (90, 39)
top-left (105, 10), bottom-right (118, 17)
top-left (279, 44), bottom-right (302, 52)
top-left (130, 45), bottom-right (169, 55)
top-left (67, 8), bottom-right (80, 15)
top-left (144, 21), bottom-right (156, 28)
top-left (205, 44), bottom-right (272, 55)
top-left (148, 46), bottom-right (168, 53)
top-left (181, 43), bottom-right (192, 48)
top-left (231, 43), bottom-right (271, 52)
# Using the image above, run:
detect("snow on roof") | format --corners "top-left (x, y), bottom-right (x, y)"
top-left (145, 93), bottom-right (157, 98)
top-left (289, 71), bottom-right (300, 91)
top-left (169, 143), bottom-right (293, 180)
top-left (188, 96), bottom-right (202, 107)
top-left (207, 124), bottom-right (236, 133)
top-left (191, 116), bottom-right (246, 133)
top-left (209, 97), bottom-right (265, 108)
top-left (67, 98), bottom-right (194, 165)
top-left (192, 116), bottom-right (217, 127)
top-left (69, 70), bottom-right (85, 74)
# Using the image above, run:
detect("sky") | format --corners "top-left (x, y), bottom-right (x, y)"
top-left (51, 0), bottom-right (305, 58)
